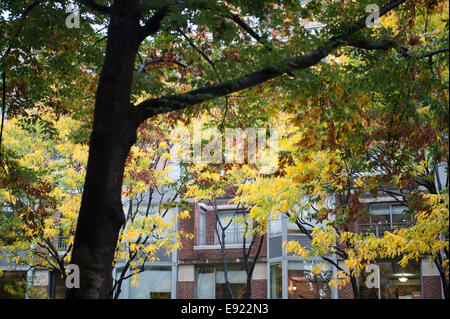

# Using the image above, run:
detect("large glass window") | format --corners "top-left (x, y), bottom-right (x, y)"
top-left (288, 261), bottom-right (332, 299)
top-left (0, 271), bottom-right (27, 299)
top-left (359, 260), bottom-right (422, 299)
top-left (128, 267), bottom-right (172, 299)
top-left (196, 266), bottom-right (215, 299)
top-left (269, 215), bottom-right (282, 235)
top-left (270, 263), bottom-right (282, 299)
top-left (215, 265), bottom-right (247, 299)
top-left (195, 264), bottom-right (247, 299)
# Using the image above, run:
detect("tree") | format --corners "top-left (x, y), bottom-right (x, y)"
top-left (0, 109), bottom-right (86, 295)
top-left (185, 154), bottom-right (266, 299)
top-left (2, 0), bottom-right (448, 298)
top-left (0, 108), bottom-right (190, 299)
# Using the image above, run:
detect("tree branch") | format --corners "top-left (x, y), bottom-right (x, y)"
top-left (228, 13), bottom-right (270, 49)
top-left (139, 6), bottom-right (169, 40)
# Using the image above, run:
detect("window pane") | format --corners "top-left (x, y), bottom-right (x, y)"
top-left (370, 204), bottom-right (390, 215)
top-left (379, 260), bottom-right (421, 299)
top-left (269, 217), bottom-right (282, 235)
top-left (359, 260), bottom-right (422, 299)
top-left (128, 267), bottom-right (171, 299)
top-left (270, 263), bottom-right (282, 299)
top-left (288, 261), bottom-right (332, 299)
top-left (196, 266), bottom-right (215, 299)
top-left (215, 265), bottom-right (247, 299)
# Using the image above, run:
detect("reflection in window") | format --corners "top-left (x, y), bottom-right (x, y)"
top-left (288, 261), bottom-right (332, 299)
top-left (270, 263), bottom-right (282, 299)
top-left (0, 271), bottom-right (27, 299)
top-left (359, 260), bottom-right (422, 299)
top-left (215, 265), bottom-right (247, 299)
top-left (196, 266), bottom-right (215, 299)
top-left (195, 264), bottom-right (247, 299)
top-left (127, 267), bottom-right (172, 299)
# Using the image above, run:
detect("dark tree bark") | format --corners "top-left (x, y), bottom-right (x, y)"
top-left (66, 2), bottom-right (143, 299)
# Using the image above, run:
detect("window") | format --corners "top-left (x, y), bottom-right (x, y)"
top-left (0, 271), bottom-right (27, 299)
top-left (196, 266), bottom-right (215, 299)
top-left (195, 265), bottom-right (247, 299)
top-left (199, 210), bottom-right (206, 245)
top-left (359, 260), bottom-right (422, 299)
top-left (127, 267), bottom-right (172, 299)
top-left (215, 211), bottom-right (251, 245)
top-left (269, 215), bottom-right (282, 235)
top-left (270, 263), bottom-right (282, 299)
top-left (215, 265), bottom-right (247, 299)
top-left (358, 204), bottom-right (413, 237)
top-left (288, 261), bottom-right (332, 299)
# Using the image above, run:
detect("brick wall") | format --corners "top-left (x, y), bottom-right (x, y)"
top-left (252, 279), bottom-right (267, 299)
top-left (177, 281), bottom-right (195, 299)
top-left (423, 276), bottom-right (442, 299)
top-left (338, 282), bottom-right (354, 299)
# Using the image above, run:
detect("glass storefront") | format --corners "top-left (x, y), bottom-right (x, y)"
top-left (127, 266), bottom-right (172, 299)
top-left (359, 260), bottom-right (422, 299)
top-left (195, 264), bottom-right (247, 299)
top-left (288, 261), bottom-right (332, 299)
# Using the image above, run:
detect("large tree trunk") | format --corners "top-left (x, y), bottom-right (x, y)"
top-left (66, 6), bottom-right (142, 299)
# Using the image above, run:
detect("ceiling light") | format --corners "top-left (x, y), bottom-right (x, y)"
top-left (399, 276), bottom-right (408, 282)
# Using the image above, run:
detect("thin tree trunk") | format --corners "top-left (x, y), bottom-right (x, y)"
top-left (350, 275), bottom-right (360, 299)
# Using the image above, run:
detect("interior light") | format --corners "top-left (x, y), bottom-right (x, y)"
top-left (399, 276), bottom-right (408, 283)
top-left (292, 286), bottom-right (297, 291)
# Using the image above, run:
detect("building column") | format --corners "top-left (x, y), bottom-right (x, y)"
top-left (421, 258), bottom-right (443, 299)
top-left (252, 263), bottom-right (267, 299)
top-left (177, 264), bottom-right (195, 299)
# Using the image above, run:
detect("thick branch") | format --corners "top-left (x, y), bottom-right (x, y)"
top-left (139, 6), bottom-right (169, 40)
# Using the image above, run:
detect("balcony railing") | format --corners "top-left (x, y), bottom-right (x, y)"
top-left (56, 236), bottom-right (68, 252)
top-left (195, 229), bottom-right (251, 246)
top-left (356, 221), bottom-right (413, 237)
